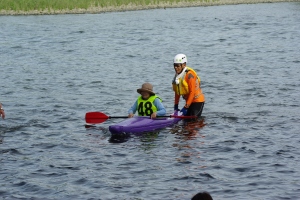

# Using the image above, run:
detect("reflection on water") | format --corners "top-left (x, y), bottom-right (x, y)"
top-left (138, 131), bottom-right (160, 151)
top-left (171, 118), bottom-right (207, 140)
top-left (170, 118), bottom-right (207, 166)
top-left (1, 2), bottom-right (300, 199)
top-left (109, 130), bottom-right (160, 145)
top-left (109, 134), bottom-right (131, 143)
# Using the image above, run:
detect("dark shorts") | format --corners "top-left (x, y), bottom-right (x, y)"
top-left (186, 102), bottom-right (205, 119)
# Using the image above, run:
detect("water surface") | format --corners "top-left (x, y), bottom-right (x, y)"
top-left (0, 2), bottom-right (300, 199)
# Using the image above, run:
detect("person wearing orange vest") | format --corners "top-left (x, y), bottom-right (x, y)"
top-left (0, 102), bottom-right (5, 119)
top-left (172, 54), bottom-right (205, 117)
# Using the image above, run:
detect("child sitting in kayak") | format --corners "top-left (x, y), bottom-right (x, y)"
top-left (128, 83), bottom-right (166, 119)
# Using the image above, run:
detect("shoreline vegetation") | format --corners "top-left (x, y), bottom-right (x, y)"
top-left (0, 0), bottom-right (299, 15)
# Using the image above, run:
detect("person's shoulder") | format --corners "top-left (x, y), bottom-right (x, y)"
top-left (186, 70), bottom-right (198, 80)
top-left (154, 95), bottom-right (162, 99)
top-left (186, 66), bottom-right (196, 72)
top-left (153, 95), bottom-right (163, 102)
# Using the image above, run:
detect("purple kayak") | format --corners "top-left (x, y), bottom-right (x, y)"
top-left (109, 112), bottom-right (182, 135)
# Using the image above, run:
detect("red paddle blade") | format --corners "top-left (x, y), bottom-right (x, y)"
top-left (85, 112), bottom-right (109, 124)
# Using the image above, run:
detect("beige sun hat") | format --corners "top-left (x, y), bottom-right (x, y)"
top-left (137, 83), bottom-right (155, 95)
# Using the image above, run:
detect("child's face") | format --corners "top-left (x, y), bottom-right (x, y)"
top-left (141, 91), bottom-right (150, 100)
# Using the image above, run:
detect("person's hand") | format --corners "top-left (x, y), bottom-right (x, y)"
top-left (128, 113), bottom-right (134, 118)
top-left (150, 112), bottom-right (157, 119)
top-left (180, 107), bottom-right (188, 116)
top-left (174, 104), bottom-right (179, 111)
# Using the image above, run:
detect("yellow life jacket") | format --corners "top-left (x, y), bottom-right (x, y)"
top-left (137, 95), bottom-right (162, 116)
top-left (172, 67), bottom-right (201, 95)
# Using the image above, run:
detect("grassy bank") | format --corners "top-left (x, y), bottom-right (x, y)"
top-left (0, 0), bottom-right (299, 15)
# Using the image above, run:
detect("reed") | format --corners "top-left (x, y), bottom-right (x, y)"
top-left (0, 0), bottom-right (172, 11)
top-left (0, 0), bottom-right (298, 15)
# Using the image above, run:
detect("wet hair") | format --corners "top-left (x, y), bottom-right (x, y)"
top-left (191, 192), bottom-right (213, 200)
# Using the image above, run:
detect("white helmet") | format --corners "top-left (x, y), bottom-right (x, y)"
top-left (174, 54), bottom-right (187, 64)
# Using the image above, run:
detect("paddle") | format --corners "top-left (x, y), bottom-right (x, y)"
top-left (85, 112), bottom-right (197, 124)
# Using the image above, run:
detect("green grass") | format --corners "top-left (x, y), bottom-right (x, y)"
top-left (0, 0), bottom-right (289, 13)
top-left (0, 0), bottom-right (218, 12)
top-left (0, 0), bottom-right (89, 11)
top-left (1, 0), bottom-right (145, 11)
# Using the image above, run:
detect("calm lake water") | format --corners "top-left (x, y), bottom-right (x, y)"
top-left (1, 2), bottom-right (300, 199)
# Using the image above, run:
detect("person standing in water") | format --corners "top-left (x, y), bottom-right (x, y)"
top-left (0, 102), bottom-right (5, 119)
top-left (172, 54), bottom-right (205, 117)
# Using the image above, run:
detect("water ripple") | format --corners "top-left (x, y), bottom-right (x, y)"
top-left (0, 2), bottom-right (300, 200)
